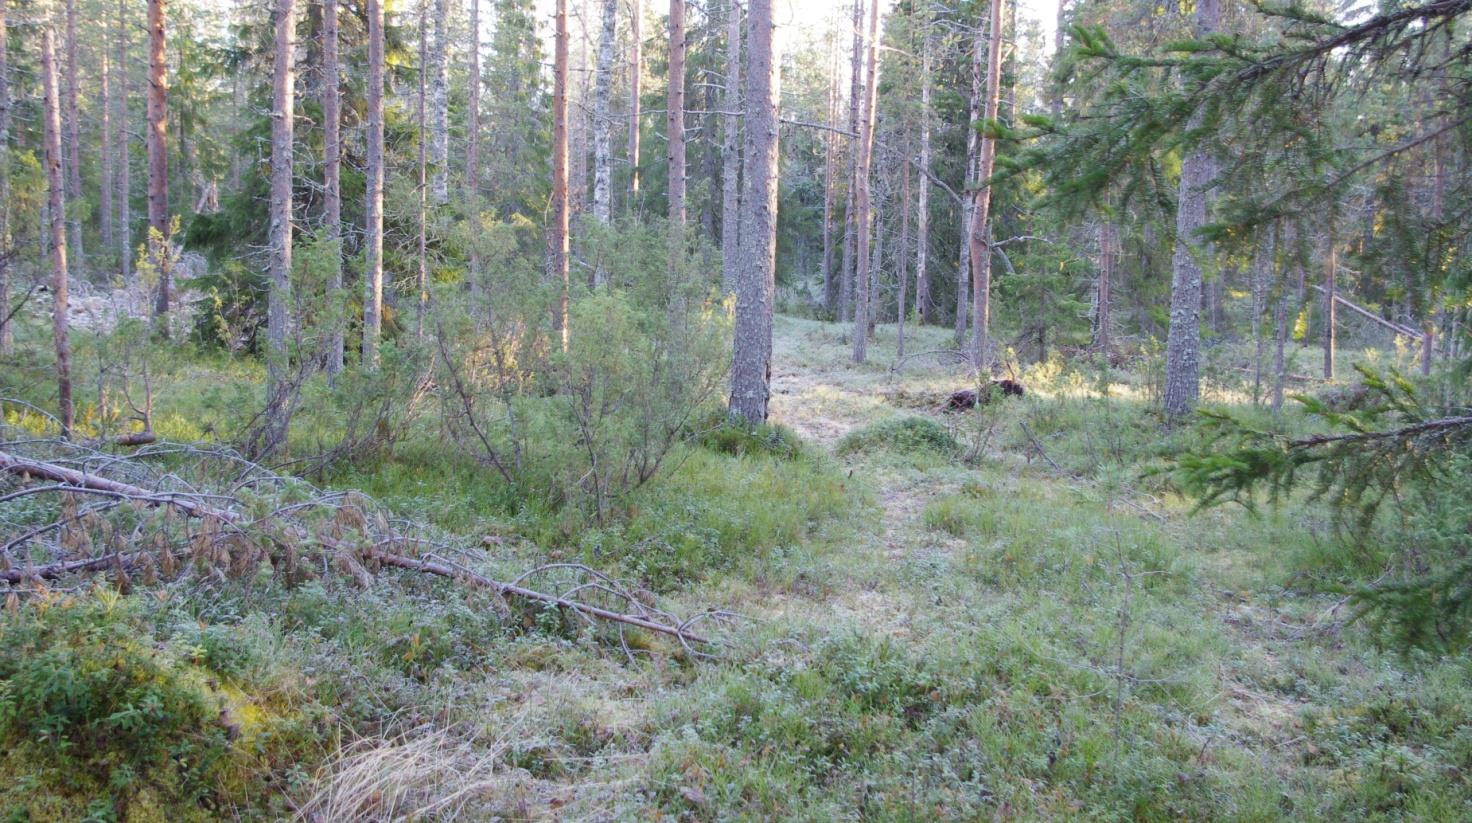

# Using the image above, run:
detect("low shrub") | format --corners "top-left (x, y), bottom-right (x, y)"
top-left (836, 416), bottom-right (960, 459)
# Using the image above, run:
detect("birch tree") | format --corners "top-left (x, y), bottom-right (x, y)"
top-left (837, 0), bottom-right (862, 323)
top-left (628, 0), bottom-right (641, 211)
top-left (729, 0), bottom-right (777, 423)
top-left (362, 0), bottom-right (385, 366)
top-left (667, 0), bottom-right (687, 264)
top-left (0, 0), bottom-right (10, 356)
top-left (913, 24), bottom-right (930, 326)
top-left (264, 0), bottom-right (297, 454)
top-left (850, 0), bottom-right (880, 363)
top-left (430, 0), bottom-right (451, 206)
top-left (591, 0), bottom-right (617, 234)
top-left (323, 0), bottom-right (344, 375)
top-left (148, 0), bottom-right (171, 320)
top-left (965, 0), bottom-right (1004, 369)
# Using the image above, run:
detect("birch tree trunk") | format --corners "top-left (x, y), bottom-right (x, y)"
top-left (628, 0), bottom-right (641, 212)
top-left (429, 0), bottom-right (450, 206)
top-left (956, 20), bottom-right (983, 347)
top-left (549, 0), bottom-right (570, 345)
top-left (64, 0), bottom-right (84, 274)
top-left (417, 1), bottom-right (430, 337)
top-left (43, 28), bottom-right (73, 437)
top-left (147, 0), bottom-right (171, 321)
top-left (0, 0), bottom-right (10, 355)
top-left (667, 0), bottom-right (687, 270)
top-left (837, 0), bottom-right (863, 323)
top-left (116, 0), bottom-right (132, 283)
top-left (265, 0), bottom-right (297, 455)
top-left (720, 0), bottom-right (743, 294)
top-left (1162, 0), bottom-right (1220, 419)
top-left (591, 0), bottom-right (617, 233)
top-left (850, 0), bottom-right (880, 363)
top-left (966, 0), bottom-right (1004, 369)
top-left (914, 26), bottom-right (930, 325)
top-left (362, 0), bottom-right (385, 366)
top-left (322, 0), bottom-right (343, 375)
top-left (729, 0), bottom-right (778, 423)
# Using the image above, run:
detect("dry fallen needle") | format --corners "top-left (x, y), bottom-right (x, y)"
top-left (0, 438), bottom-right (732, 659)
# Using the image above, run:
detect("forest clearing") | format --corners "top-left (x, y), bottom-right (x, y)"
top-left (0, 0), bottom-right (1469, 819)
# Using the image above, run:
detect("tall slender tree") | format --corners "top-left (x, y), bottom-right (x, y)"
top-left (147, 0), bottom-right (170, 320)
top-left (0, 0), bottom-right (10, 356)
top-left (628, 0), bottom-right (641, 211)
top-left (850, 0), bottom-right (880, 362)
top-left (956, 19), bottom-right (983, 347)
top-left (64, 0), bottom-right (83, 272)
top-left (100, 56), bottom-right (114, 254)
top-left (323, 0), bottom-right (344, 375)
top-left (591, 0), bottom-right (617, 233)
top-left (265, 0), bottom-right (297, 454)
top-left (819, 25), bottom-right (838, 312)
top-left (115, 0), bottom-right (131, 282)
top-left (913, 23), bottom-right (930, 325)
top-left (729, 0), bottom-right (778, 423)
top-left (417, 0), bottom-right (430, 337)
top-left (362, 0), bottom-right (385, 366)
top-left (549, 0), bottom-right (570, 344)
top-left (430, 0), bottom-right (450, 205)
top-left (837, 0), bottom-right (862, 323)
top-left (42, 28), bottom-right (73, 437)
top-left (1161, 0), bottom-right (1220, 419)
top-left (719, 0), bottom-right (743, 293)
top-left (467, 0), bottom-right (481, 287)
top-left (667, 0), bottom-right (687, 257)
top-left (966, 0), bottom-right (1004, 369)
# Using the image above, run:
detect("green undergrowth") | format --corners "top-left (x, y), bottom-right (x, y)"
top-left (837, 416), bottom-right (961, 462)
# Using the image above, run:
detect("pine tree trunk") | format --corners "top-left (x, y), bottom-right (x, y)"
top-left (837, 0), bottom-right (863, 324)
top-left (1162, 0), bottom-right (1220, 419)
top-left (966, 0), bottom-right (1004, 370)
top-left (362, 0), bottom-right (385, 366)
top-left (100, 56), bottom-right (114, 256)
top-left (667, 0), bottom-right (687, 268)
top-left (1323, 234), bottom-right (1335, 380)
top-left (628, 0), bottom-right (641, 212)
top-left (914, 27), bottom-right (930, 326)
top-left (322, 0), bottom-right (343, 375)
top-left (265, 0), bottom-right (297, 455)
top-left (1093, 218), bottom-right (1115, 352)
top-left (467, 0), bottom-right (481, 289)
top-left (430, 0), bottom-right (450, 205)
top-left (0, 0), bottom-right (11, 355)
top-left (720, 0), bottom-right (743, 294)
top-left (147, 0), bottom-right (170, 320)
top-left (65, 0), bottom-right (84, 274)
top-left (1251, 228), bottom-right (1275, 404)
top-left (819, 27), bottom-right (837, 312)
top-left (549, 0), bottom-right (570, 345)
top-left (591, 0), bottom-right (617, 233)
top-left (850, 0), bottom-right (880, 363)
top-left (729, 0), bottom-right (778, 423)
top-left (42, 28), bottom-right (73, 437)
top-left (897, 155), bottom-right (910, 358)
top-left (116, 0), bottom-right (132, 283)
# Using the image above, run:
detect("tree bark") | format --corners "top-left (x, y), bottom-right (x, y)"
top-left (417, 2), bottom-right (430, 338)
top-left (43, 28), bottom-right (73, 437)
top-left (467, 0), bottom-right (481, 290)
top-left (720, 0), bottom-right (743, 294)
top-left (147, 0), bottom-right (170, 321)
top-left (667, 0), bottom-right (687, 272)
top-left (1251, 227), bottom-right (1275, 404)
top-left (1162, 0), bottom-right (1220, 419)
top-left (837, 0), bottom-right (863, 324)
top-left (100, 55), bottom-right (114, 255)
top-left (0, 0), bottom-right (10, 355)
top-left (914, 26), bottom-right (930, 325)
top-left (1322, 233), bottom-right (1335, 380)
top-left (628, 0), bottom-right (642, 212)
top-left (64, 0), bottom-right (84, 274)
top-left (362, 0), bottom-right (385, 366)
top-left (549, 0), bottom-right (570, 346)
top-left (966, 0), bottom-right (1004, 370)
top-left (1093, 218), bottom-right (1115, 352)
top-left (956, 19), bottom-right (983, 348)
top-left (819, 28), bottom-right (838, 313)
top-left (897, 152), bottom-right (911, 358)
top-left (265, 0), bottom-right (297, 455)
top-left (429, 0), bottom-right (450, 205)
top-left (850, 0), bottom-right (880, 363)
top-left (116, 0), bottom-right (132, 283)
top-left (322, 0), bottom-right (344, 375)
top-left (591, 0), bottom-right (617, 233)
top-left (729, 0), bottom-right (778, 423)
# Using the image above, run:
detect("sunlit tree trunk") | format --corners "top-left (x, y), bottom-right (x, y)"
top-left (429, 0), bottom-right (450, 205)
top-left (322, 0), bottom-right (344, 375)
top-left (720, 0), bottom-right (743, 294)
top-left (837, 0), bottom-right (862, 324)
top-left (265, 0), bottom-right (297, 454)
top-left (627, 0), bottom-right (641, 212)
top-left (730, 0), bottom-right (777, 423)
top-left (148, 0), bottom-right (170, 321)
top-left (850, 0), bottom-right (880, 362)
top-left (362, 0), bottom-right (385, 366)
top-left (1162, 0), bottom-right (1220, 419)
top-left (43, 28), bottom-right (73, 437)
top-left (966, 0), bottom-right (1004, 369)
top-left (549, 0), bottom-right (570, 345)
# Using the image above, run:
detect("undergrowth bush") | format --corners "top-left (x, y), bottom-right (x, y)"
top-left (837, 416), bottom-right (960, 460)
